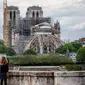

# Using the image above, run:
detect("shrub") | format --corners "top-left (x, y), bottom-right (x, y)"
top-left (65, 64), bottom-right (82, 71)
top-left (23, 49), bottom-right (37, 55)
top-left (8, 54), bottom-right (74, 66)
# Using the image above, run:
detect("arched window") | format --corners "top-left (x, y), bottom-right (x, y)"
top-left (14, 11), bottom-right (16, 20)
top-left (36, 11), bottom-right (39, 18)
top-left (10, 11), bottom-right (12, 20)
top-left (32, 11), bottom-right (35, 18)
top-left (58, 28), bottom-right (60, 33)
top-left (13, 11), bottom-right (16, 25)
top-left (43, 45), bottom-right (47, 53)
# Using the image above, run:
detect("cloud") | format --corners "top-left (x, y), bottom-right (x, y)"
top-left (61, 29), bottom-right (85, 41)
top-left (72, 23), bottom-right (85, 30)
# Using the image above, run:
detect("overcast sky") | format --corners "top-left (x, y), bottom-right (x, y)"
top-left (0, 0), bottom-right (85, 41)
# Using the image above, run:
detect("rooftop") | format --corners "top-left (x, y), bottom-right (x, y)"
top-left (27, 6), bottom-right (42, 11)
top-left (8, 5), bottom-right (19, 10)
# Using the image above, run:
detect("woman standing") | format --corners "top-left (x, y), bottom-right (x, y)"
top-left (0, 57), bottom-right (9, 85)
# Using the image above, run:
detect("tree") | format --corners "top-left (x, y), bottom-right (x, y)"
top-left (76, 47), bottom-right (85, 63)
top-left (55, 43), bottom-right (76, 54)
top-left (0, 40), bottom-right (4, 45)
top-left (72, 42), bottom-right (82, 51)
top-left (55, 42), bottom-right (82, 54)
top-left (0, 40), bottom-right (7, 53)
top-left (0, 40), bottom-right (16, 55)
top-left (23, 49), bottom-right (37, 55)
top-left (0, 45), bottom-right (6, 53)
top-left (6, 47), bottom-right (16, 56)
top-left (64, 43), bottom-right (77, 52)
top-left (55, 45), bottom-right (66, 54)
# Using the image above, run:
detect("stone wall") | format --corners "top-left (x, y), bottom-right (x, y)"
top-left (55, 71), bottom-right (85, 85)
top-left (7, 71), bottom-right (85, 85)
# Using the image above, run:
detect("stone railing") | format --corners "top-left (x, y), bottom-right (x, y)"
top-left (7, 71), bottom-right (85, 85)
top-left (9, 66), bottom-right (65, 71)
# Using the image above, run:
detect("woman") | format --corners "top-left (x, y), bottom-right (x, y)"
top-left (0, 57), bottom-right (9, 85)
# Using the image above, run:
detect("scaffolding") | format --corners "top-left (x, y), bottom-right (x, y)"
top-left (3, 0), bottom-right (8, 46)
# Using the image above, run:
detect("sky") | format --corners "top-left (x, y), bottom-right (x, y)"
top-left (0, 0), bottom-right (85, 41)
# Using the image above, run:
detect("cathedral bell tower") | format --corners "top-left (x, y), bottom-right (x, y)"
top-left (26, 6), bottom-right (43, 19)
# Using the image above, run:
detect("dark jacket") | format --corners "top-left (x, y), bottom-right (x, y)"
top-left (0, 64), bottom-right (8, 79)
top-left (1, 64), bottom-right (8, 73)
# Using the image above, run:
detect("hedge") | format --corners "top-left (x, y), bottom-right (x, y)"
top-left (8, 54), bottom-right (74, 66)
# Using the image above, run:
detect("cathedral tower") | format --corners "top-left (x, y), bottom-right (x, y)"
top-left (7, 6), bottom-right (20, 47)
top-left (26, 6), bottom-right (43, 19)
top-left (8, 6), bottom-right (20, 29)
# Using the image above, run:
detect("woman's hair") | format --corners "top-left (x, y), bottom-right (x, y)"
top-left (0, 58), bottom-right (2, 64)
top-left (1, 57), bottom-right (8, 64)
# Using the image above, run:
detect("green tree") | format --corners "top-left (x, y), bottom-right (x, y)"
top-left (72, 42), bottom-right (82, 50)
top-left (6, 47), bottom-right (16, 56)
top-left (55, 43), bottom-right (76, 54)
top-left (0, 40), bottom-right (4, 45)
top-left (55, 45), bottom-right (66, 54)
top-left (64, 43), bottom-right (77, 52)
top-left (23, 49), bottom-right (37, 55)
top-left (0, 45), bottom-right (6, 53)
top-left (0, 40), bottom-right (17, 55)
top-left (55, 42), bottom-right (82, 54)
top-left (0, 40), bottom-right (7, 53)
top-left (76, 47), bottom-right (85, 63)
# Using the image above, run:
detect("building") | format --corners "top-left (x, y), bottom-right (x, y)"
top-left (4, 5), bottom-right (63, 54)
top-left (69, 52), bottom-right (76, 62)
top-left (79, 38), bottom-right (85, 47)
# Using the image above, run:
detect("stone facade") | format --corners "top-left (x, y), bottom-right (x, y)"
top-left (26, 6), bottom-right (43, 19)
top-left (8, 6), bottom-right (20, 28)
top-left (6, 5), bottom-right (62, 54)
top-left (7, 6), bottom-right (20, 47)
top-left (7, 71), bottom-right (85, 85)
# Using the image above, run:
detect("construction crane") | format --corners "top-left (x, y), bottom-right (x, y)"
top-left (3, 0), bottom-right (8, 46)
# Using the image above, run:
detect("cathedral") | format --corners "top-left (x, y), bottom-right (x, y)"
top-left (6, 5), bottom-right (62, 54)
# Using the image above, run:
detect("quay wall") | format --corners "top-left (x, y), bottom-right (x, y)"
top-left (7, 71), bottom-right (85, 85)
